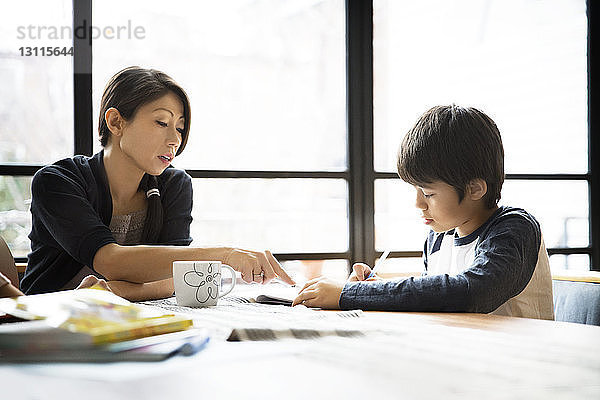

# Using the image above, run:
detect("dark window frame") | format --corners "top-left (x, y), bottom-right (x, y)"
top-left (1, 0), bottom-right (597, 271)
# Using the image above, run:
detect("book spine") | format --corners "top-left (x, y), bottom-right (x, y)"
top-left (89, 316), bottom-right (193, 345)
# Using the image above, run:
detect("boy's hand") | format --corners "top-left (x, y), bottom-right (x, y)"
top-left (348, 263), bottom-right (384, 282)
top-left (292, 277), bottom-right (343, 309)
top-left (348, 263), bottom-right (372, 281)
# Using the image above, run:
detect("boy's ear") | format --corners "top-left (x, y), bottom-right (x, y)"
top-left (467, 179), bottom-right (488, 201)
top-left (105, 107), bottom-right (125, 137)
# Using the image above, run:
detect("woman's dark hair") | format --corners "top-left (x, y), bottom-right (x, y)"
top-left (98, 66), bottom-right (191, 243)
top-left (397, 105), bottom-right (504, 209)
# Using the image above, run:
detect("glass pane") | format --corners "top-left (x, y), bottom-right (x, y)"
top-left (502, 180), bottom-right (588, 249)
top-left (190, 179), bottom-right (348, 253)
top-left (375, 179), bottom-right (430, 251)
top-left (282, 259), bottom-right (349, 284)
top-left (375, 257), bottom-right (424, 276)
top-left (373, 0), bottom-right (587, 174)
top-left (549, 254), bottom-right (590, 272)
top-left (93, 0), bottom-right (346, 171)
top-left (0, 176), bottom-right (32, 258)
top-left (0, 2), bottom-right (74, 164)
top-left (376, 178), bottom-right (589, 254)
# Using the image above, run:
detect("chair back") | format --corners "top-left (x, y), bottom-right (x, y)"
top-left (0, 236), bottom-right (19, 289)
top-left (553, 279), bottom-right (600, 326)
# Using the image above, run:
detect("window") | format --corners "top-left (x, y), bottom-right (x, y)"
top-left (373, 0), bottom-right (591, 273)
top-left (0, 0), bottom-right (73, 257)
top-left (92, 0), bottom-right (349, 281)
top-left (1, 1), bottom-right (597, 274)
top-left (93, 0), bottom-right (346, 172)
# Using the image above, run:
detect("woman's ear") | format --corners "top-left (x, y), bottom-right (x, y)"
top-left (467, 178), bottom-right (488, 201)
top-left (105, 107), bottom-right (125, 137)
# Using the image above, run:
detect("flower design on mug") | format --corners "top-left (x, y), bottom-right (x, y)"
top-left (183, 263), bottom-right (221, 303)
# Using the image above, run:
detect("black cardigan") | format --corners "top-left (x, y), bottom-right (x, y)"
top-left (21, 151), bottom-right (193, 294)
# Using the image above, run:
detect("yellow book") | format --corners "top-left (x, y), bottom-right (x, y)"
top-left (0, 288), bottom-right (192, 350)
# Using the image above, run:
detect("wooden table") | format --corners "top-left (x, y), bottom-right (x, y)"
top-left (1, 305), bottom-right (599, 399)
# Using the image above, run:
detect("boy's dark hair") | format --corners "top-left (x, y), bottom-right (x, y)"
top-left (397, 105), bottom-right (504, 209)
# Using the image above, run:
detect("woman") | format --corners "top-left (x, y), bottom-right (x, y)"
top-left (21, 66), bottom-right (294, 300)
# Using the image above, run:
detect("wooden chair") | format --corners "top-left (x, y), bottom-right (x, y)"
top-left (0, 235), bottom-right (19, 289)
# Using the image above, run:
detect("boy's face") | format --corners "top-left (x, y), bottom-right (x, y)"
top-left (414, 180), bottom-right (483, 236)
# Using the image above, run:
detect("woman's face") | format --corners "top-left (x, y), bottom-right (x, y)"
top-left (118, 92), bottom-right (185, 176)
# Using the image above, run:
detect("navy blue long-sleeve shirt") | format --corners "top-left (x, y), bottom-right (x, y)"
top-left (339, 207), bottom-right (554, 319)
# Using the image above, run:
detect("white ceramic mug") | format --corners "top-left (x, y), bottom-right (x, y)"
top-left (173, 261), bottom-right (236, 307)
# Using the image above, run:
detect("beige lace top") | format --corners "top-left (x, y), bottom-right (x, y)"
top-left (109, 208), bottom-right (147, 245)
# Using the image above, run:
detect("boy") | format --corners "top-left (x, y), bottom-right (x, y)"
top-left (293, 105), bottom-right (554, 320)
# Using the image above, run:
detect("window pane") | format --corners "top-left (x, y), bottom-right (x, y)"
top-left (375, 179), bottom-right (429, 251)
top-left (373, 0), bottom-right (587, 174)
top-left (373, 255), bottom-right (593, 275)
top-left (0, 176), bottom-right (32, 258)
top-left (502, 180), bottom-right (589, 249)
top-left (376, 178), bottom-right (589, 254)
top-left (93, 0), bottom-right (346, 171)
top-left (549, 254), bottom-right (590, 272)
top-left (375, 257), bottom-right (424, 276)
top-left (282, 259), bottom-right (349, 284)
top-left (0, 2), bottom-right (74, 164)
top-left (190, 179), bottom-right (348, 253)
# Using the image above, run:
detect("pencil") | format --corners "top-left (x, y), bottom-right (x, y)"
top-left (366, 250), bottom-right (391, 279)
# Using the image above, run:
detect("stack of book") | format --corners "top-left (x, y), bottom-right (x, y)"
top-left (0, 287), bottom-right (208, 362)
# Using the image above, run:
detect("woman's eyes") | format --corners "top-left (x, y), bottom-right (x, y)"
top-left (156, 121), bottom-right (184, 134)
top-left (423, 194), bottom-right (433, 199)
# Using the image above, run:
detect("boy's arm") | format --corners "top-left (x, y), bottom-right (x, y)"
top-left (339, 274), bottom-right (470, 311)
top-left (339, 216), bottom-right (540, 312)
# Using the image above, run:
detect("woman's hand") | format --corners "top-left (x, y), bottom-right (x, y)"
top-left (224, 249), bottom-right (295, 285)
top-left (292, 277), bottom-right (344, 309)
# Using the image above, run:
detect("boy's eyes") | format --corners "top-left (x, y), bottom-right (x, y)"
top-left (420, 189), bottom-right (434, 198)
top-left (414, 186), bottom-right (434, 198)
